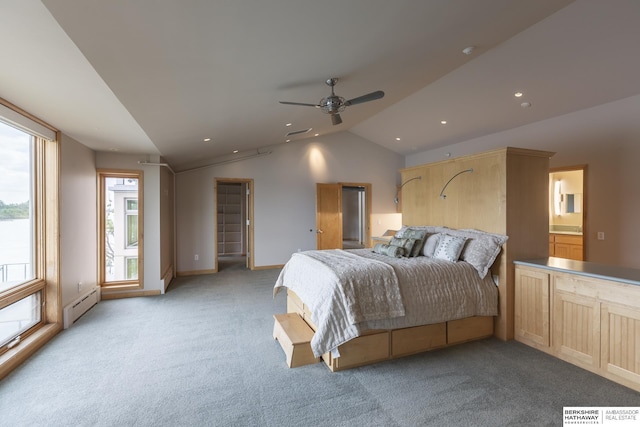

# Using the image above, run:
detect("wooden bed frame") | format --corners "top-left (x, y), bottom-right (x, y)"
top-left (286, 289), bottom-right (494, 372)
top-left (273, 147), bottom-right (552, 371)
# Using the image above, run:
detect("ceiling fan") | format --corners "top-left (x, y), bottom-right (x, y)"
top-left (279, 78), bottom-right (384, 125)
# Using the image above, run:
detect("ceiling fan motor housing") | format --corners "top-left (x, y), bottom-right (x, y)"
top-left (320, 95), bottom-right (347, 114)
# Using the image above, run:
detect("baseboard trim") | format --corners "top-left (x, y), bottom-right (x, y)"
top-left (176, 269), bottom-right (217, 277)
top-left (101, 290), bottom-right (162, 300)
top-left (252, 264), bottom-right (284, 270)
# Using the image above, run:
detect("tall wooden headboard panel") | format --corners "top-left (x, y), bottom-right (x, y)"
top-left (400, 147), bottom-right (554, 340)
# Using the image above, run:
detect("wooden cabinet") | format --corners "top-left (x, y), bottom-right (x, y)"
top-left (515, 259), bottom-right (640, 392)
top-left (599, 281), bottom-right (640, 390)
top-left (549, 233), bottom-right (583, 260)
top-left (552, 273), bottom-right (600, 371)
top-left (514, 266), bottom-right (550, 349)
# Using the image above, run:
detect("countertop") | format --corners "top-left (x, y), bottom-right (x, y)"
top-left (549, 231), bottom-right (583, 236)
top-left (514, 257), bottom-right (640, 287)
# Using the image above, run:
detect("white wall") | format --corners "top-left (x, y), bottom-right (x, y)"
top-left (406, 94), bottom-right (640, 268)
top-left (176, 131), bottom-right (404, 271)
top-left (60, 134), bottom-right (97, 306)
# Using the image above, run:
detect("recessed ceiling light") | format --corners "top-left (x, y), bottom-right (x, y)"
top-left (395, 137), bottom-right (401, 141)
top-left (462, 46), bottom-right (475, 55)
top-left (285, 139), bottom-right (291, 143)
top-left (233, 150), bottom-right (239, 154)
top-left (521, 102), bottom-right (532, 108)
top-left (203, 138), bottom-right (211, 142)
top-left (285, 123), bottom-right (292, 127)
top-left (314, 133), bottom-right (319, 137)
top-left (440, 120), bottom-right (447, 125)
top-left (514, 92), bottom-right (523, 98)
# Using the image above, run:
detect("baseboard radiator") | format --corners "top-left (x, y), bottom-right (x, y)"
top-left (63, 286), bottom-right (100, 329)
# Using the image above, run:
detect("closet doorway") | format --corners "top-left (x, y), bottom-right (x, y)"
top-left (342, 186), bottom-right (367, 249)
top-left (214, 178), bottom-right (254, 272)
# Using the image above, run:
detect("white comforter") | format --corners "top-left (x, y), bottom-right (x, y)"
top-left (273, 249), bottom-right (498, 357)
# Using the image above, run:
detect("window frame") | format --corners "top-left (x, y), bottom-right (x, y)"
top-left (97, 170), bottom-right (143, 290)
top-left (0, 98), bottom-right (60, 374)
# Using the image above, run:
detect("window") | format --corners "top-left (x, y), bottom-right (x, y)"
top-left (0, 99), bottom-right (59, 363)
top-left (98, 171), bottom-right (143, 288)
top-left (0, 293), bottom-right (41, 349)
top-left (125, 198), bottom-right (138, 248)
top-left (125, 257), bottom-right (138, 280)
top-left (0, 121), bottom-right (34, 292)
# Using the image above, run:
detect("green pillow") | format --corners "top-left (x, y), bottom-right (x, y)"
top-left (373, 243), bottom-right (405, 258)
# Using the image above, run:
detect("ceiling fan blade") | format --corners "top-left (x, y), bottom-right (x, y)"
top-left (331, 113), bottom-right (342, 125)
top-left (279, 101), bottom-right (320, 107)
top-left (344, 90), bottom-right (385, 106)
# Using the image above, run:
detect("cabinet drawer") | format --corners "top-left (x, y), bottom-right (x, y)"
top-left (329, 331), bottom-right (390, 371)
top-left (554, 234), bottom-right (583, 245)
top-left (391, 323), bottom-right (446, 357)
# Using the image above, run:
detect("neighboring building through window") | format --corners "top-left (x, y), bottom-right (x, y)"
top-left (98, 172), bottom-right (142, 288)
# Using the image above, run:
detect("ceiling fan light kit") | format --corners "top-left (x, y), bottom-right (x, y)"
top-left (280, 77), bottom-right (384, 126)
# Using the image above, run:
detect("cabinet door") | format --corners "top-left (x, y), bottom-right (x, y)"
top-left (569, 244), bottom-right (584, 261)
top-left (515, 267), bottom-right (550, 349)
top-left (601, 302), bottom-right (640, 389)
top-left (553, 243), bottom-right (583, 261)
top-left (553, 275), bottom-right (600, 370)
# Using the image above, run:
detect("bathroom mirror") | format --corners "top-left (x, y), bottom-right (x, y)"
top-left (565, 193), bottom-right (582, 214)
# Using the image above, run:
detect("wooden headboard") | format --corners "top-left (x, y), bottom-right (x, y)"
top-left (400, 147), bottom-right (554, 340)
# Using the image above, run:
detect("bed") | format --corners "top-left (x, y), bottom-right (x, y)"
top-left (273, 226), bottom-right (507, 371)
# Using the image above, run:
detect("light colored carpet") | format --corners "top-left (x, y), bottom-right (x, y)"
top-left (0, 267), bottom-right (638, 426)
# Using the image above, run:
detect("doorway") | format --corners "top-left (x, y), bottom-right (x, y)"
top-left (316, 182), bottom-right (371, 250)
top-left (549, 166), bottom-right (587, 260)
top-left (214, 178), bottom-right (254, 272)
top-left (342, 186), bottom-right (367, 249)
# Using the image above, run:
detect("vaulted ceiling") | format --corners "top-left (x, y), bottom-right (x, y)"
top-left (2, 1), bottom-right (640, 171)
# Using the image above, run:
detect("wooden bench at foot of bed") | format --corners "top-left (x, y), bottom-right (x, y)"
top-left (285, 289), bottom-right (494, 372)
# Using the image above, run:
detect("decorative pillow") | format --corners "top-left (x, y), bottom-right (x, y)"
top-left (422, 233), bottom-right (442, 257)
top-left (454, 229), bottom-right (508, 278)
top-left (373, 243), bottom-right (405, 258)
top-left (389, 237), bottom-right (415, 258)
top-left (395, 225), bottom-right (448, 239)
top-left (398, 228), bottom-right (429, 257)
top-left (433, 234), bottom-right (467, 262)
top-left (394, 226), bottom-right (411, 239)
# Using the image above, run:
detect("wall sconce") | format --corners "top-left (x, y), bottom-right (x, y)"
top-left (554, 180), bottom-right (562, 215)
top-left (394, 176), bottom-right (422, 204)
top-left (439, 168), bottom-right (473, 199)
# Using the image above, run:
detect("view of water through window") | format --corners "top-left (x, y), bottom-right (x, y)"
top-left (0, 120), bottom-right (38, 347)
top-left (0, 121), bottom-right (33, 292)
